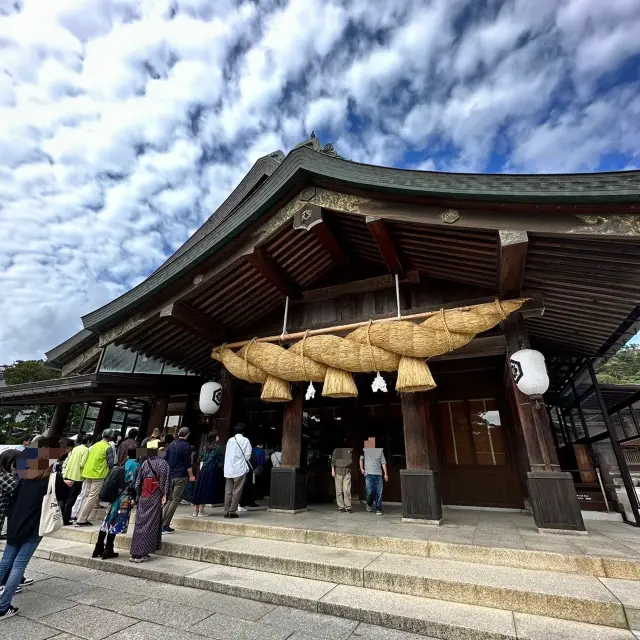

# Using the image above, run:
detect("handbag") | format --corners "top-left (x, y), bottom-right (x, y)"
top-left (141, 476), bottom-right (160, 498)
top-left (39, 472), bottom-right (63, 537)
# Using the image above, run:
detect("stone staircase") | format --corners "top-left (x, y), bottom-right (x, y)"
top-left (42, 515), bottom-right (640, 639)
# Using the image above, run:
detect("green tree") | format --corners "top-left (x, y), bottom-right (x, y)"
top-left (597, 345), bottom-right (640, 385)
top-left (4, 359), bottom-right (61, 385)
top-left (0, 360), bottom-right (84, 444)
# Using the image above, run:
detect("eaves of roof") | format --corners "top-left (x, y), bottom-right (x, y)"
top-left (80, 147), bottom-right (640, 333)
top-left (45, 329), bottom-right (97, 366)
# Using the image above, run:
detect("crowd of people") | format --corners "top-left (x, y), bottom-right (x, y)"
top-left (0, 421), bottom-right (386, 622)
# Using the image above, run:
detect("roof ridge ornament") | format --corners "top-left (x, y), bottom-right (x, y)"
top-left (293, 134), bottom-right (343, 159)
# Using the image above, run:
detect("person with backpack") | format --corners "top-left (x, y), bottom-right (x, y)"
top-left (129, 444), bottom-right (170, 563)
top-left (92, 446), bottom-right (140, 560)
top-left (75, 429), bottom-right (115, 527)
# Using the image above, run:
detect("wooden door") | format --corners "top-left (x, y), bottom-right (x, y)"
top-left (438, 397), bottom-right (524, 509)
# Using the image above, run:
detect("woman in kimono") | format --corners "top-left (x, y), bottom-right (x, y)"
top-left (129, 445), bottom-right (170, 563)
top-left (92, 446), bottom-right (140, 560)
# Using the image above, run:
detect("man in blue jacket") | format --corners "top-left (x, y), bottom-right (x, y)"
top-left (162, 427), bottom-right (195, 534)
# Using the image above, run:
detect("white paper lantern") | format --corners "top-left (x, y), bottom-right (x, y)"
top-left (510, 349), bottom-right (549, 396)
top-left (199, 381), bottom-right (223, 415)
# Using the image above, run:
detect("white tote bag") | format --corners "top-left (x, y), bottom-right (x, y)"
top-left (39, 471), bottom-right (63, 537)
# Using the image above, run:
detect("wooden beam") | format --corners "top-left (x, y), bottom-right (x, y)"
top-left (324, 189), bottom-right (640, 237)
top-left (233, 294), bottom-right (545, 342)
top-left (294, 204), bottom-right (350, 267)
top-left (159, 302), bottom-right (225, 344)
top-left (366, 216), bottom-right (405, 276)
top-left (298, 271), bottom-right (419, 304)
top-left (245, 247), bottom-right (301, 299)
top-left (430, 335), bottom-right (506, 361)
top-left (497, 230), bottom-right (528, 298)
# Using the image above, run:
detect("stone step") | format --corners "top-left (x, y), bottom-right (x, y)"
top-left (40, 541), bottom-right (637, 640)
top-left (165, 513), bottom-right (640, 580)
top-left (50, 526), bottom-right (633, 628)
top-left (65, 509), bottom-right (640, 580)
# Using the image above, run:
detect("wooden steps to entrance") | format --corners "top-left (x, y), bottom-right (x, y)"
top-left (44, 522), bottom-right (640, 637)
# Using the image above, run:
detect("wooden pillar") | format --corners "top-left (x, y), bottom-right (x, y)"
top-left (503, 313), bottom-right (585, 533)
top-left (574, 444), bottom-right (597, 483)
top-left (270, 383), bottom-right (306, 513)
top-left (182, 393), bottom-right (197, 428)
top-left (281, 383), bottom-right (303, 467)
top-left (46, 402), bottom-right (72, 438)
top-left (92, 397), bottom-right (116, 442)
top-left (145, 395), bottom-right (169, 439)
top-left (215, 370), bottom-right (234, 444)
top-left (400, 393), bottom-right (442, 524)
top-left (138, 401), bottom-right (151, 442)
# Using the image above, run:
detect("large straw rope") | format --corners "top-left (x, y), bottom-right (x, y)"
top-left (211, 298), bottom-right (524, 401)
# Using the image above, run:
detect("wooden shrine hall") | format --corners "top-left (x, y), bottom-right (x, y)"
top-left (2, 135), bottom-right (640, 535)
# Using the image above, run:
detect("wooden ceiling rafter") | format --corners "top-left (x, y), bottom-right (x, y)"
top-left (201, 273), bottom-right (278, 321)
top-left (280, 238), bottom-right (330, 270)
top-left (405, 262), bottom-right (494, 288)
top-left (244, 246), bottom-right (301, 300)
top-left (231, 297), bottom-right (285, 329)
top-left (121, 331), bottom-right (173, 360)
top-left (187, 267), bottom-right (255, 310)
top-left (125, 321), bottom-right (177, 354)
top-left (159, 301), bottom-right (225, 345)
top-left (398, 243), bottom-right (497, 264)
top-left (528, 326), bottom-right (603, 347)
top-left (129, 327), bottom-right (184, 360)
top-left (116, 317), bottom-right (161, 346)
top-left (401, 256), bottom-right (496, 279)
top-left (220, 284), bottom-right (282, 323)
top-left (291, 204), bottom-right (350, 268)
top-left (528, 322), bottom-right (610, 343)
top-left (196, 275), bottom-right (272, 319)
top-left (397, 238), bottom-right (496, 259)
top-left (391, 223), bottom-right (497, 244)
top-left (366, 216), bottom-right (405, 276)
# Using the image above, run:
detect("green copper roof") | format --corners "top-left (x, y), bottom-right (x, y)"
top-left (45, 329), bottom-right (96, 366)
top-left (64, 146), bottom-right (640, 341)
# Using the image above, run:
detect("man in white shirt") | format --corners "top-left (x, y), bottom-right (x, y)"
top-left (223, 423), bottom-right (252, 519)
top-left (270, 446), bottom-right (282, 468)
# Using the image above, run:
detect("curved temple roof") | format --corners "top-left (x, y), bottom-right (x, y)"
top-left (47, 142), bottom-right (640, 365)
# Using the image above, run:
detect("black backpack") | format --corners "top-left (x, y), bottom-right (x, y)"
top-left (100, 466), bottom-right (126, 503)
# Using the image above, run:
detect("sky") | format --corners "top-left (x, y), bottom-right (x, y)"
top-left (0, 0), bottom-right (640, 365)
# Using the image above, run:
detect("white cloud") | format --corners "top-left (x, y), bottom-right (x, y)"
top-left (0, 0), bottom-right (639, 364)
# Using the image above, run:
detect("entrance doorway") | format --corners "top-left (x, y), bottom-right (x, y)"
top-left (437, 397), bottom-right (523, 508)
top-left (237, 359), bottom-right (525, 510)
top-left (433, 360), bottom-right (524, 509)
